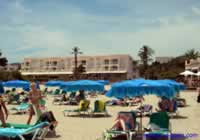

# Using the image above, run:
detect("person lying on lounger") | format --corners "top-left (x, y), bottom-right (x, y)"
top-left (111, 113), bottom-right (134, 131)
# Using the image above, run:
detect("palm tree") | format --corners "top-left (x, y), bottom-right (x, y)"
top-left (0, 50), bottom-right (8, 67)
top-left (138, 45), bottom-right (154, 69)
top-left (71, 47), bottom-right (82, 79)
top-left (184, 49), bottom-right (200, 60)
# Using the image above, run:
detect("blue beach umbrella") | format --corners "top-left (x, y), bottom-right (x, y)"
top-left (59, 81), bottom-right (75, 89)
top-left (166, 79), bottom-right (186, 90)
top-left (96, 80), bottom-right (109, 85)
top-left (106, 79), bottom-right (176, 99)
top-left (156, 79), bottom-right (186, 92)
top-left (60, 80), bottom-right (104, 92)
top-left (3, 80), bottom-right (30, 91)
top-left (45, 80), bottom-right (64, 87)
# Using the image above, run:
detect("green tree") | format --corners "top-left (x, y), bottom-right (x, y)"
top-left (132, 60), bottom-right (138, 65)
top-left (145, 56), bottom-right (185, 79)
top-left (71, 47), bottom-right (82, 79)
top-left (0, 71), bottom-right (23, 81)
top-left (183, 49), bottom-right (200, 60)
top-left (138, 45), bottom-right (154, 77)
top-left (138, 45), bottom-right (154, 68)
top-left (0, 50), bottom-right (8, 66)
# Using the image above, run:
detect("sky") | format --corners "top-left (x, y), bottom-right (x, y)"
top-left (0, 0), bottom-right (200, 63)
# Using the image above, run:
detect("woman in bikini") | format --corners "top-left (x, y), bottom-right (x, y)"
top-left (27, 83), bottom-right (43, 124)
top-left (27, 83), bottom-right (58, 132)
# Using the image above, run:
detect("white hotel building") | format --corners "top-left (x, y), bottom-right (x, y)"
top-left (185, 57), bottom-right (200, 72)
top-left (21, 54), bottom-right (139, 81)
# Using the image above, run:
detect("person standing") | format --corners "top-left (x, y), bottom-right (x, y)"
top-left (27, 83), bottom-right (43, 124)
top-left (0, 81), bottom-right (8, 127)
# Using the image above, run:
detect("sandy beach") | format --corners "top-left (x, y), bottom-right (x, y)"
top-left (6, 90), bottom-right (200, 140)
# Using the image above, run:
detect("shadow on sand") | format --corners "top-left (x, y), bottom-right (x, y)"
top-left (66, 114), bottom-right (112, 118)
top-left (170, 115), bottom-right (188, 120)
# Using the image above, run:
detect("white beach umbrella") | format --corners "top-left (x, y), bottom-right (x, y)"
top-left (196, 71), bottom-right (200, 76)
top-left (180, 70), bottom-right (195, 76)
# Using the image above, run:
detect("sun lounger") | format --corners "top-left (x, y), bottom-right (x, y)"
top-left (106, 99), bottom-right (126, 106)
top-left (8, 94), bottom-right (21, 105)
top-left (143, 111), bottom-right (171, 140)
top-left (165, 99), bottom-right (179, 118)
top-left (63, 100), bottom-right (90, 116)
top-left (91, 100), bottom-right (108, 117)
top-left (0, 122), bottom-right (49, 140)
top-left (176, 98), bottom-right (186, 107)
top-left (103, 111), bottom-right (139, 140)
top-left (127, 97), bottom-right (142, 106)
top-left (68, 92), bottom-right (78, 105)
top-left (11, 103), bottom-right (30, 114)
top-left (52, 89), bottom-right (61, 96)
top-left (136, 104), bottom-right (153, 116)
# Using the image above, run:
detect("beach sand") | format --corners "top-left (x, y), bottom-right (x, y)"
top-left (7, 90), bottom-right (200, 140)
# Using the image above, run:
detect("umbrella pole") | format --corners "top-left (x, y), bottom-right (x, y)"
top-left (139, 99), bottom-right (143, 132)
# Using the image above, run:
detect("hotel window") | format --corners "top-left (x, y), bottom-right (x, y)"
top-left (46, 61), bottom-right (50, 66)
top-left (53, 67), bottom-right (57, 71)
top-left (53, 61), bottom-right (57, 66)
top-left (104, 66), bottom-right (109, 71)
top-left (104, 59), bottom-right (109, 65)
top-left (96, 60), bottom-right (101, 66)
top-left (112, 59), bottom-right (118, 64)
top-left (25, 62), bottom-right (30, 66)
top-left (81, 60), bottom-right (86, 65)
top-left (111, 66), bottom-right (118, 71)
